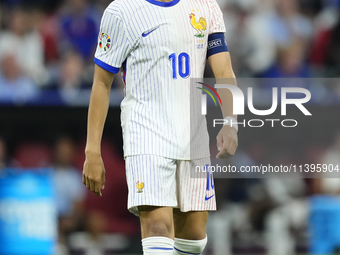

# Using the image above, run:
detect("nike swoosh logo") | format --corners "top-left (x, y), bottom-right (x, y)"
top-left (205, 194), bottom-right (215, 201)
top-left (142, 27), bottom-right (159, 37)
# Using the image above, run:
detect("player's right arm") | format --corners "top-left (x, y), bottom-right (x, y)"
top-left (82, 6), bottom-right (134, 196)
top-left (83, 65), bottom-right (114, 197)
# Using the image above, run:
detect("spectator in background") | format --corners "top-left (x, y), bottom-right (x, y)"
top-left (223, 0), bottom-right (277, 76)
top-left (260, 40), bottom-right (311, 78)
top-left (308, 0), bottom-right (339, 71)
top-left (58, 0), bottom-right (100, 62)
top-left (0, 54), bottom-right (39, 104)
top-left (0, 7), bottom-right (48, 86)
top-left (57, 51), bottom-right (90, 105)
top-left (258, 39), bottom-right (330, 104)
top-left (30, 6), bottom-right (60, 65)
top-left (51, 136), bottom-right (86, 255)
top-left (270, 0), bottom-right (313, 48)
top-left (264, 180), bottom-right (308, 255)
top-left (263, 155), bottom-right (308, 255)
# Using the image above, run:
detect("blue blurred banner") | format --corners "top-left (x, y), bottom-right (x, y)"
top-left (0, 169), bottom-right (57, 255)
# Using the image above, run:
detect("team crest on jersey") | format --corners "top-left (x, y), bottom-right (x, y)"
top-left (99, 33), bottom-right (111, 52)
top-left (189, 11), bottom-right (207, 38)
top-left (136, 181), bottom-right (144, 193)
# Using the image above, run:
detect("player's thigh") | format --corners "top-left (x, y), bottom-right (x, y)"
top-left (125, 155), bottom-right (178, 216)
top-left (139, 206), bottom-right (174, 239)
top-left (176, 157), bottom-right (216, 212)
top-left (173, 208), bottom-right (208, 240)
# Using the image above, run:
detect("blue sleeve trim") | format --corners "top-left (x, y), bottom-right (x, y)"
top-left (94, 58), bottom-right (120, 74)
top-left (207, 33), bottom-right (229, 58)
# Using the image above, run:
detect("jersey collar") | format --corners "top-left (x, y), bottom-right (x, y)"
top-left (144, 0), bottom-right (180, 7)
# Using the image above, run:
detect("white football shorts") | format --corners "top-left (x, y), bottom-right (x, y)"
top-left (125, 155), bottom-right (216, 216)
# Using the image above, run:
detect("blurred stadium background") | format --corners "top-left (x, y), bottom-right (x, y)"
top-left (1, 0), bottom-right (340, 254)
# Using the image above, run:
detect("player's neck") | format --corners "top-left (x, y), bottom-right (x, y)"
top-left (156, 0), bottom-right (173, 2)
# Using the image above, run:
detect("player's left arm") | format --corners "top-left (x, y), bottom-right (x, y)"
top-left (208, 51), bottom-right (238, 159)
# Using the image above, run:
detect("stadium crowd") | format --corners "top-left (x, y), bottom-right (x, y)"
top-left (0, 0), bottom-right (339, 104)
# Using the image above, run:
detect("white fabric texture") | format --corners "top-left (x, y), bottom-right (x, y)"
top-left (173, 236), bottom-right (208, 254)
top-left (142, 236), bottom-right (174, 254)
top-left (125, 155), bottom-right (215, 216)
top-left (95, 0), bottom-right (226, 160)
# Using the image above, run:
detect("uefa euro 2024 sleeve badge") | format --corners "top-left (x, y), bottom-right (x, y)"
top-left (99, 33), bottom-right (111, 52)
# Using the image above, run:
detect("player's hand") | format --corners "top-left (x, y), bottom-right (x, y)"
top-left (82, 153), bottom-right (106, 197)
top-left (216, 125), bottom-right (238, 159)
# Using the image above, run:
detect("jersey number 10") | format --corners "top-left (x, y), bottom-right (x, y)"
top-left (169, 52), bottom-right (190, 79)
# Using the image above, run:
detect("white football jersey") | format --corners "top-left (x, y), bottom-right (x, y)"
top-left (94, 0), bottom-right (226, 160)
